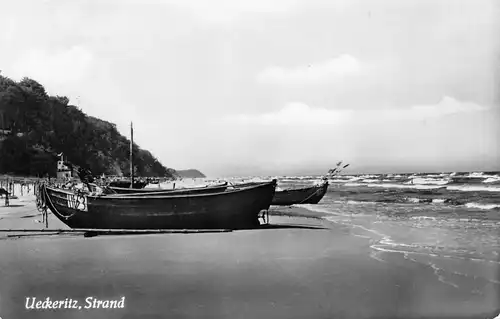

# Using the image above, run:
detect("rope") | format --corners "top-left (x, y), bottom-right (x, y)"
top-left (297, 182), bottom-right (327, 205)
top-left (43, 185), bottom-right (77, 220)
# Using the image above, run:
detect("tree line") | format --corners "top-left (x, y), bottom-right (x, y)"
top-left (0, 73), bottom-right (176, 178)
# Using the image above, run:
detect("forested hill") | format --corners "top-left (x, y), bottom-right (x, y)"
top-left (176, 169), bottom-right (206, 178)
top-left (0, 74), bottom-right (176, 178)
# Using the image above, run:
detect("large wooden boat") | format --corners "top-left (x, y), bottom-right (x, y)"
top-left (108, 182), bottom-right (228, 195)
top-left (41, 180), bottom-right (277, 229)
top-left (271, 180), bottom-right (329, 206)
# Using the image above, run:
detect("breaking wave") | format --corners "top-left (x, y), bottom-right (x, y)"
top-left (446, 185), bottom-right (500, 193)
top-left (404, 178), bottom-right (450, 185)
top-left (464, 203), bottom-right (500, 210)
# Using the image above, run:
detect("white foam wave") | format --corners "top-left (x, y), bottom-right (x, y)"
top-left (464, 203), bottom-right (500, 210)
top-left (432, 199), bottom-right (445, 204)
top-left (360, 174), bottom-right (379, 178)
top-left (457, 172), bottom-right (500, 180)
top-left (466, 172), bottom-right (488, 178)
top-left (410, 216), bottom-right (438, 221)
top-left (342, 175), bottom-right (357, 179)
top-left (346, 200), bottom-right (375, 205)
top-left (359, 178), bottom-right (394, 183)
top-left (447, 185), bottom-right (500, 192)
top-left (405, 178), bottom-right (450, 185)
top-left (368, 183), bottom-right (445, 190)
top-left (343, 182), bottom-right (444, 190)
top-left (361, 179), bottom-right (379, 183)
top-left (328, 179), bottom-right (348, 183)
top-left (294, 176), bottom-right (313, 180)
top-left (484, 177), bottom-right (500, 183)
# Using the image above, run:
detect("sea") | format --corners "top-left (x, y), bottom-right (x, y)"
top-left (229, 171), bottom-right (500, 292)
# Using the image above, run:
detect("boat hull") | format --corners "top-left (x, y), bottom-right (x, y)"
top-left (271, 182), bottom-right (329, 206)
top-left (43, 180), bottom-right (276, 230)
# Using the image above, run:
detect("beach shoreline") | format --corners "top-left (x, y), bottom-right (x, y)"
top-left (0, 195), bottom-right (499, 318)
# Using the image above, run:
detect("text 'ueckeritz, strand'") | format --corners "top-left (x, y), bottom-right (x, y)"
top-left (25, 297), bottom-right (125, 310)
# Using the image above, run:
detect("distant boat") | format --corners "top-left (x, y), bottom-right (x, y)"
top-left (108, 182), bottom-right (228, 195)
top-left (271, 180), bottom-right (329, 206)
top-left (40, 180), bottom-right (277, 229)
top-left (449, 176), bottom-right (485, 185)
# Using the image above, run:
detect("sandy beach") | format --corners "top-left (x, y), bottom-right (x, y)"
top-left (0, 189), bottom-right (498, 319)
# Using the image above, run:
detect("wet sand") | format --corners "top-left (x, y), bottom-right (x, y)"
top-left (0, 194), bottom-right (499, 318)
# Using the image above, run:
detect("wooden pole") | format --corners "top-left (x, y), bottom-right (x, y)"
top-left (130, 121), bottom-right (134, 189)
top-left (0, 228), bottom-right (232, 234)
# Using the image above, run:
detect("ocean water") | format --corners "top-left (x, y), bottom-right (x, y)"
top-left (263, 171), bottom-right (500, 292)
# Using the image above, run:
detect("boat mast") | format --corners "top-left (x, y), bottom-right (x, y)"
top-left (130, 121), bottom-right (134, 188)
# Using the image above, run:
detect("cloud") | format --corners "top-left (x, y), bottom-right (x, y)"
top-left (222, 96), bottom-right (489, 126)
top-left (257, 54), bottom-right (361, 86)
top-left (152, 0), bottom-right (301, 24)
top-left (0, 0), bottom-right (497, 176)
top-left (209, 96), bottom-right (496, 176)
top-left (228, 102), bottom-right (352, 125)
top-left (404, 96), bottom-right (489, 119)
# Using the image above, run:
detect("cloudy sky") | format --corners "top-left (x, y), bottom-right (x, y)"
top-left (1, 0), bottom-right (499, 177)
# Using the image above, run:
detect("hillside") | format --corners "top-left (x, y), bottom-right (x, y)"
top-left (0, 74), bottom-right (176, 178)
top-left (176, 169), bottom-right (206, 178)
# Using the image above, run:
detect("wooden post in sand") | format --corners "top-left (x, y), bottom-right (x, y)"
top-left (129, 121), bottom-right (134, 189)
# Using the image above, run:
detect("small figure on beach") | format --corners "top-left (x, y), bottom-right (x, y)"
top-left (0, 187), bottom-right (9, 206)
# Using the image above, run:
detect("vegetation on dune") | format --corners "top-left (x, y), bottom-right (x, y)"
top-left (0, 72), bottom-right (176, 178)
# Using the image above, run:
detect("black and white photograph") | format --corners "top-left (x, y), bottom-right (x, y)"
top-left (0, 0), bottom-right (499, 318)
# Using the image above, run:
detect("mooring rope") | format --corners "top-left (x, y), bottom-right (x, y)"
top-left (297, 182), bottom-right (327, 205)
top-left (42, 185), bottom-right (77, 220)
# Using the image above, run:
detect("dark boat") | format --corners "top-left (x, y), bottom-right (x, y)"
top-left (108, 182), bottom-right (228, 195)
top-left (40, 180), bottom-right (277, 229)
top-left (108, 180), bottom-right (148, 189)
top-left (271, 180), bottom-right (329, 206)
top-left (449, 176), bottom-right (486, 185)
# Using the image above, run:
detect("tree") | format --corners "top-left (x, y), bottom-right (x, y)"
top-left (0, 73), bottom-right (177, 178)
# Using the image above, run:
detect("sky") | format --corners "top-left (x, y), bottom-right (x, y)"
top-left (1, 0), bottom-right (499, 177)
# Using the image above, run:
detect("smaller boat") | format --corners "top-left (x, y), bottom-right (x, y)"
top-left (108, 182), bottom-right (228, 195)
top-left (271, 180), bottom-right (329, 206)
